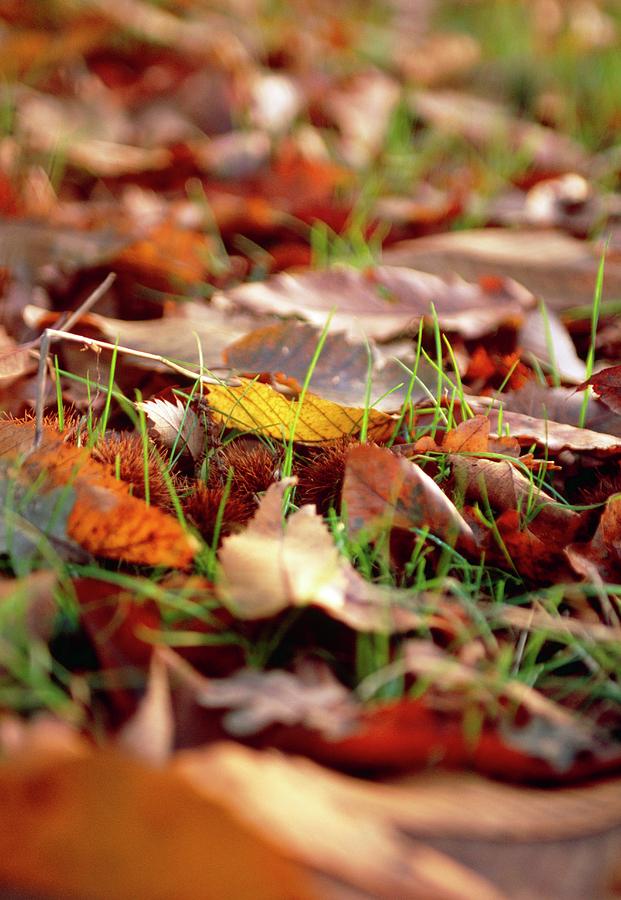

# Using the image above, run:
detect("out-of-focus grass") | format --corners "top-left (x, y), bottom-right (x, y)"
top-left (437, 0), bottom-right (621, 152)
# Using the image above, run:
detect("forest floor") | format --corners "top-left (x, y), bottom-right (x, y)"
top-left (1, 1), bottom-right (621, 897)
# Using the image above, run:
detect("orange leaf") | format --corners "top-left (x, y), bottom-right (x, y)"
top-left (0, 421), bottom-right (198, 567)
top-left (443, 415), bottom-right (490, 453)
top-left (0, 749), bottom-right (312, 900)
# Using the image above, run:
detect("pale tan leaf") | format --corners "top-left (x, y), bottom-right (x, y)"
top-left (175, 742), bottom-right (507, 900)
top-left (23, 301), bottom-right (258, 371)
top-left (519, 306), bottom-right (587, 383)
top-left (117, 650), bottom-right (174, 765)
top-left (218, 479), bottom-right (424, 632)
top-left (137, 397), bottom-right (205, 461)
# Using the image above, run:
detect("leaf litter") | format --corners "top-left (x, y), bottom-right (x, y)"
top-left (2, 0), bottom-right (621, 896)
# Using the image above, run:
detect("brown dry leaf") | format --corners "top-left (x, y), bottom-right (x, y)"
top-left (442, 415), bottom-right (490, 453)
top-left (224, 319), bottom-right (424, 410)
top-left (343, 444), bottom-right (477, 551)
top-left (205, 378), bottom-right (396, 443)
top-left (472, 404), bottom-right (621, 454)
top-left (450, 455), bottom-right (581, 541)
top-left (176, 742), bottom-right (507, 900)
top-left (0, 421), bottom-right (198, 568)
top-left (322, 69), bottom-right (401, 168)
top-left (384, 228), bottom-right (621, 311)
top-left (580, 364), bottom-right (621, 414)
top-left (0, 747), bottom-right (313, 900)
top-left (567, 494), bottom-right (621, 582)
top-left (214, 264), bottom-right (533, 342)
top-left (400, 641), bottom-right (597, 770)
top-left (0, 326), bottom-right (32, 386)
top-left (177, 743), bottom-right (621, 899)
top-left (491, 382), bottom-right (621, 439)
top-left (137, 397), bottom-right (205, 462)
top-left (218, 478), bottom-right (424, 631)
top-left (487, 173), bottom-right (608, 236)
top-left (0, 218), bottom-right (128, 278)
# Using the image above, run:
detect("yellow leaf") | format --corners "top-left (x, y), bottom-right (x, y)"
top-left (205, 379), bottom-right (395, 443)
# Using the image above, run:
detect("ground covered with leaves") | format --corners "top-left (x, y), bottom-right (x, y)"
top-left (2, 1), bottom-right (621, 897)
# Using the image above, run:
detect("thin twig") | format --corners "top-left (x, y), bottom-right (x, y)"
top-left (61, 272), bottom-right (118, 333)
top-left (34, 320), bottom-right (240, 448)
top-left (34, 273), bottom-right (117, 449)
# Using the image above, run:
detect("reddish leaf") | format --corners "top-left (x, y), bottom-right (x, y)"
top-left (579, 364), bottom-right (621, 415)
top-left (343, 444), bottom-right (477, 552)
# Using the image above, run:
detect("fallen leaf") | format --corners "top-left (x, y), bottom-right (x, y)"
top-left (0, 421), bottom-right (198, 567)
top-left (384, 228), bottom-right (621, 311)
top-left (450, 455), bottom-right (581, 541)
top-left (468, 399), bottom-right (621, 454)
top-left (117, 650), bottom-right (174, 765)
top-left (137, 397), bottom-right (205, 462)
top-left (442, 415), bottom-right (490, 453)
top-left (0, 748), bottom-right (312, 900)
top-left (411, 89), bottom-right (587, 174)
top-left (0, 326), bottom-right (32, 385)
top-left (491, 382), bottom-right (621, 438)
top-left (23, 301), bottom-right (258, 373)
top-left (321, 69), bottom-right (401, 167)
top-left (343, 444), bottom-right (477, 551)
top-left (579, 364), bottom-right (621, 414)
top-left (214, 263), bottom-right (533, 342)
top-left (196, 665), bottom-right (359, 739)
top-left (224, 319), bottom-right (425, 410)
top-left (176, 742), bottom-right (506, 900)
top-left (519, 305), bottom-right (587, 383)
top-left (218, 478), bottom-right (425, 632)
top-left (567, 494), bottom-right (621, 582)
top-left (0, 217), bottom-right (128, 278)
top-left (204, 378), bottom-right (396, 443)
